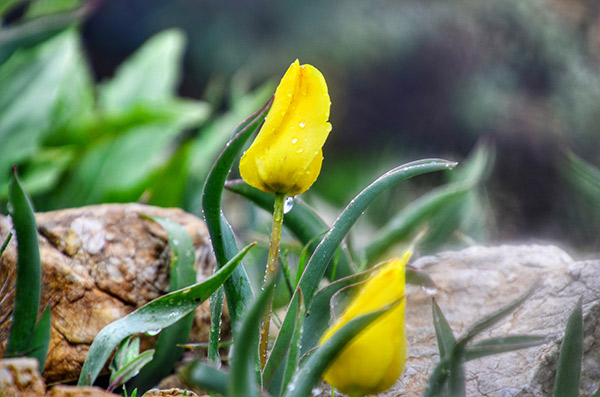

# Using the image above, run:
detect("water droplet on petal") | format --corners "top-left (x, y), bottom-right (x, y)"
top-left (296, 148), bottom-right (304, 154)
top-left (284, 197), bottom-right (295, 214)
top-left (291, 138), bottom-right (298, 144)
top-left (299, 121), bottom-right (306, 128)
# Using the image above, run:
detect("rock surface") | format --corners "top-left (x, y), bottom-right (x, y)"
top-left (386, 245), bottom-right (599, 396)
top-left (0, 204), bottom-right (217, 384)
top-left (0, 357), bottom-right (46, 396)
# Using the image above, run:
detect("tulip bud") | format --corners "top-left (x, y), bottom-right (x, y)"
top-left (320, 252), bottom-right (410, 396)
top-left (240, 59), bottom-right (332, 196)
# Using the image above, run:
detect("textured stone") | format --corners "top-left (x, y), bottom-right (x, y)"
top-left (0, 204), bottom-right (218, 384)
top-left (0, 357), bottom-right (46, 396)
top-left (46, 385), bottom-right (118, 396)
top-left (386, 245), bottom-right (599, 397)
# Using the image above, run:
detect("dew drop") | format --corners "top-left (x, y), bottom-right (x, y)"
top-left (284, 196), bottom-right (295, 214)
top-left (146, 329), bottom-right (161, 336)
top-left (296, 148), bottom-right (304, 154)
top-left (299, 121), bottom-right (306, 128)
top-left (291, 138), bottom-right (298, 144)
top-left (421, 286), bottom-right (438, 296)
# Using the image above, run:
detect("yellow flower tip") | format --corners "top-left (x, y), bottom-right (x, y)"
top-left (239, 59), bottom-right (332, 196)
top-left (320, 253), bottom-right (412, 396)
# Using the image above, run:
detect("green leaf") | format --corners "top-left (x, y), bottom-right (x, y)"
top-left (201, 98), bottom-right (272, 328)
top-left (455, 283), bottom-right (537, 350)
top-left (432, 298), bottom-right (456, 360)
top-left (25, 0), bottom-right (81, 19)
top-left (129, 216), bottom-right (197, 392)
top-left (5, 167), bottom-right (41, 358)
top-left (110, 336), bottom-right (140, 373)
top-left (78, 242), bottom-right (255, 387)
top-left (280, 290), bottom-right (306, 396)
top-left (283, 301), bottom-right (399, 397)
top-left (0, 231), bottom-right (12, 256)
top-left (364, 181), bottom-right (472, 264)
top-left (464, 335), bottom-right (550, 361)
top-left (29, 306), bottom-right (51, 372)
top-left (182, 362), bottom-right (229, 396)
top-left (225, 180), bottom-right (354, 279)
top-left (553, 297), bottom-right (583, 397)
top-left (99, 29), bottom-right (186, 112)
top-left (230, 280), bottom-right (275, 397)
top-left (109, 349), bottom-right (155, 393)
top-left (0, 30), bottom-right (81, 189)
top-left (208, 287), bottom-right (225, 366)
top-left (263, 289), bottom-right (304, 391)
top-left (300, 159), bottom-right (456, 310)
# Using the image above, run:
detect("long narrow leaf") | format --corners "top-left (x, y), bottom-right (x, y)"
top-left (129, 216), bottom-right (197, 391)
top-left (263, 288), bottom-right (302, 388)
top-left (5, 167), bottom-right (41, 358)
top-left (78, 242), bottom-right (255, 386)
top-left (0, 231), bottom-right (12, 256)
top-left (29, 306), bottom-right (51, 372)
top-left (364, 182), bottom-right (472, 264)
top-left (201, 99), bottom-right (272, 328)
top-left (280, 290), bottom-right (306, 396)
top-left (283, 301), bottom-right (399, 397)
top-left (230, 280), bottom-right (275, 397)
top-left (226, 180), bottom-right (354, 279)
top-left (108, 350), bottom-right (155, 393)
top-left (465, 335), bottom-right (550, 361)
top-left (432, 298), bottom-right (456, 360)
top-left (300, 159), bottom-right (456, 310)
top-left (208, 287), bottom-right (225, 366)
top-left (183, 362), bottom-right (229, 396)
top-left (447, 351), bottom-right (466, 397)
top-left (456, 283), bottom-right (537, 350)
top-left (553, 297), bottom-right (583, 397)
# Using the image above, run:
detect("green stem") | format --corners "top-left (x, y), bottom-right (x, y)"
top-left (259, 193), bottom-right (286, 369)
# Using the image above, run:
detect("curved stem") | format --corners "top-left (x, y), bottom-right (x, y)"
top-left (259, 193), bottom-right (286, 369)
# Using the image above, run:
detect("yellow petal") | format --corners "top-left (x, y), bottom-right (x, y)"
top-left (240, 60), bottom-right (331, 195)
top-left (320, 252), bottom-right (411, 396)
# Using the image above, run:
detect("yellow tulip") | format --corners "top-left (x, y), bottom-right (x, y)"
top-left (239, 59), bottom-right (332, 196)
top-left (320, 252), bottom-right (410, 397)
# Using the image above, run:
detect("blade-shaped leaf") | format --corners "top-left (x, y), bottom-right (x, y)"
top-left (280, 290), bottom-right (306, 396)
top-left (0, 231), bottom-right (12, 256)
top-left (553, 297), bottom-right (583, 397)
top-left (226, 180), bottom-right (354, 279)
top-left (283, 301), bottom-right (399, 397)
top-left (263, 288), bottom-right (303, 388)
top-left (230, 280), bottom-right (275, 397)
top-left (78, 243), bottom-right (255, 386)
top-left (456, 283), bottom-right (537, 350)
top-left (300, 159), bottom-right (456, 310)
top-left (5, 167), bottom-right (41, 358)
top-left (208, 286), bottom-right (225, 366)
top-left (129, 216), bottom-right (197, 391)
top-left (201, 98), bottom-right (272, 328)
top-left (29, 306), bottom-right (51, 372)
top-left (465, 334), bottom-right (550, 361)
top-left (448, 352), bottom-right (466, 397)
top-left (183, 362), bottom-right (229, 396)
top-left (108, 350), bottom-right (155, 393)
top-left (364, 181), bottom-right (472, 264)
top-left (99, 29), bottom-right (185, 112)
top-left (432, 298), bottom-right (456, 360)
top-left (423, 358), bottom-right (451, 397)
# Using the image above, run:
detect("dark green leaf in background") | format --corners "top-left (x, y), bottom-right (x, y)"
top-left (5, 168), bottom-right (42, 358)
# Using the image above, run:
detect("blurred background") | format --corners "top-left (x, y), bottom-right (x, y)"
top-left (2, 0), bottom-right (600, 267)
